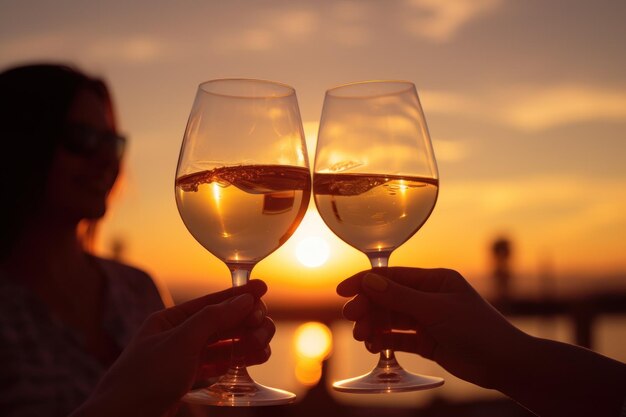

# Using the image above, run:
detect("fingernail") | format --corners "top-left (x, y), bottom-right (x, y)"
top-left (254, 326), bottom-right (271, 345)
top-left (252, 307), bottom-right (265, 323)
top-left (229, 293), bottom-right (254, 308)
top-left (363, 273), bottom-right (388, 292)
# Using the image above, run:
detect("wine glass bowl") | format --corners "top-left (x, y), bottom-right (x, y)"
top-left (313, 80), bottom-right (443, 393)
top-left (175, 79), bottom-right (309, 405)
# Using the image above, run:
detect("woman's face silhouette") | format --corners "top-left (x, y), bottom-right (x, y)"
top-left (42, 88), bottom-right (120, 224)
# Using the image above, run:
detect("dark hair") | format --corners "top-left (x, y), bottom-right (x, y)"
top-left (0, 63), bottom-right (116, 259)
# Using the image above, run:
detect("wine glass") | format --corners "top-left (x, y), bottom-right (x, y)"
top-left (175, 79), bottom-right (310, 405)
top-left (313, 80), bottom-right (444, 393)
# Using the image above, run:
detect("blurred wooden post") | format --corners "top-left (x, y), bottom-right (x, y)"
top-left (572, 301), bottom-right (595, 349)
top-left (491, 237), bottom-right (513, 304)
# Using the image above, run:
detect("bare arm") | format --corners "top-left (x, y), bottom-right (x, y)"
top-left (71, 280), bottom-right (273, 417)
top-left (501, 335), bottom-right (626, 417)
top-left (338, 268), bottom-right (626, 417)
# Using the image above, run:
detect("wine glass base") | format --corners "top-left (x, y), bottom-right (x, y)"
top-left (332, 367), bottom-right (444, 394)
top-left (182, 381), bottom-right (296, 407)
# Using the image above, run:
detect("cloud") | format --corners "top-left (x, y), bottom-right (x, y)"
top-left (0, 33), bottom-right (70, 64)
top-left (331, 1), bottom-right (372, 21)
top-left (404, 0), bottom-right (502, 42)
top-left (209, 4), bottom-right (371, 52)
top-left (269, 9), bottom-right (318, 38)
top-left (329, 25), bottom-right (370, 47)
top-left (432, 138), bottom-right (470, 162)
top-left (211, 9), bottom-right (318, 52)
top-left (87, 35), bottom-right (166, 64)
top-left (420, 90), bottom-right (470, 113)
top-left (443, 175), bottom-right (626, 236)
top-left (215, 29), bottom-right (274, 52)
top-left (420, 85), bottom-right (626, 131)
top-left (0, 33), bottom-right (168, 66)
top-left (500, 86), bottom-right (626, 131)
top-left (327, 1), bottom-right (371, 46)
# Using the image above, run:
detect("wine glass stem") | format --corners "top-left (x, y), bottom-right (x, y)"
top-left (226, 264), bottom-right (252, 372)
top-left (378, 349), bottom-right (399, 368)
top-left (367, 253), bottom-right (402, 372)
top-left (368, 253), bottom-right (390, 268)
top-left (230, 264), bottom-right (252, 287)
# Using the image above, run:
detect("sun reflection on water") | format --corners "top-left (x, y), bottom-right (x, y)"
top-left (293, 322), bottom-right (333, 386)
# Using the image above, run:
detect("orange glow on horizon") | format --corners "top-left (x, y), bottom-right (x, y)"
top-left (96, 119), bottom-right (626, 306)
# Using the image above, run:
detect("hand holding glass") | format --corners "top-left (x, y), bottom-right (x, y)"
top-left (175, 79), bottom-right (310, 405)
top-left (313, 80), bottom-right (443, 393)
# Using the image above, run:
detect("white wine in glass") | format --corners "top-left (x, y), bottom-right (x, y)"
top-left (313, 80), bottom-right (444, 393)
top-left (175, 79), bottom-right (310, 406)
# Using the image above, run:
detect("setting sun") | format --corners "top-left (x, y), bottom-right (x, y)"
top-left (295, 236), bottom-right (330, 268)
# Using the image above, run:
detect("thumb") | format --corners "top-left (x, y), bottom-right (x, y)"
top-left (361, 272), bottom-right (444, 326)
top-left (176, 293), bottom-right (255, 351)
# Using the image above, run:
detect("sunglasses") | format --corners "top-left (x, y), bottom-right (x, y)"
top-left (61, 124), bottom-right (127, 159)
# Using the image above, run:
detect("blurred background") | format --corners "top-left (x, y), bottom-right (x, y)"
top-left (2, 0), bottom-right (625, 415)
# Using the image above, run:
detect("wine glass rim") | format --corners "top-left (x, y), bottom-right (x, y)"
top-left (325, 80), bottom-right (415, 98)
top-left (198, 78), bottom-right (296, 99)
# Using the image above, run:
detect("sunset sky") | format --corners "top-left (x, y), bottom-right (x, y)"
top-left (2, 0), bottom-right (625, 304)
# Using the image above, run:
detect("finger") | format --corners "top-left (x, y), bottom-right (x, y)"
top-left (158, 280), bottom-right (267, 330)
top-left (245, 300), bottom-right (267, 327)
top-left (204, 344), bottom-right (270, 367)
top-left (351, 309), bottom-right (415, 341)
top-left (197, 346), bottom-right (271, 380)
top-left (246, 317), bottom-right (276, 350)
top-left (340, 268), bottom-right (468, 296)
top-left (365, 331), bottom-right (438, 360)
top-left (177, 293), bottom-right (255, 350)
top-left (368, 308), bottom-right (419, 331)
top-left (342, 294), bottom-right (370, 321)
top-left (378, 267), bottom-right (468, 293)
top-left (199, 316), bottom-right (275, 349)
top-left (337, 272), bottom-right (367, 297)
top-left (337, 267), bottom-right (443, 297)
top-left (360, 272), bottom-right (446, 326)
top-left (353, 318), bottom-right (373, 342)
top-left (249, 345), bottom-right (271, 367)
top-left (201, 319), bottom-right (275, 364)
top-left (344, 302), bottom-right (417, 330)
top-left (233, 317), bottom-right (275, 352)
